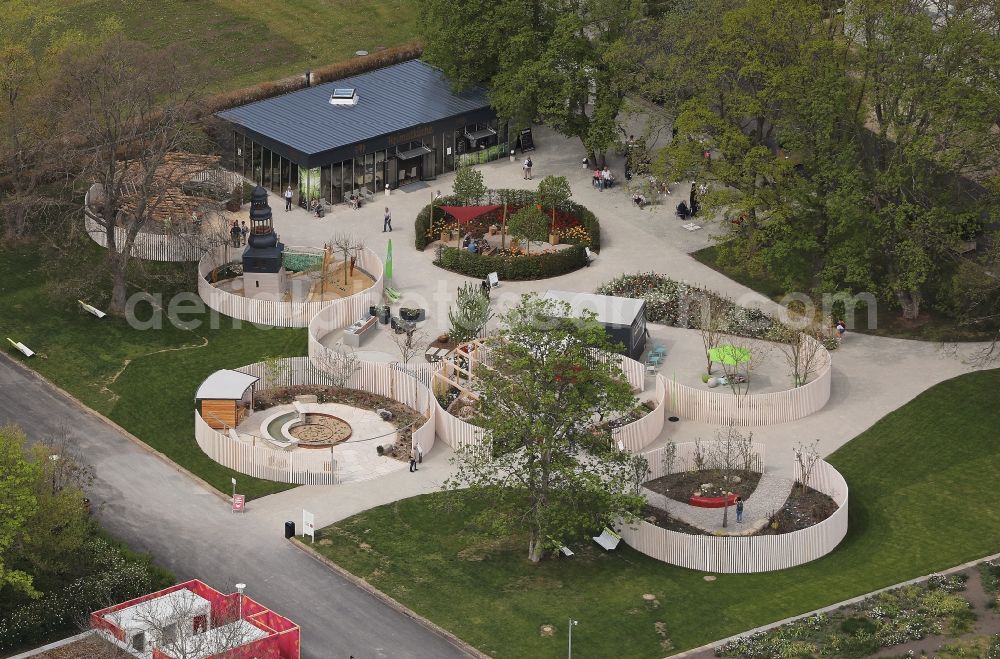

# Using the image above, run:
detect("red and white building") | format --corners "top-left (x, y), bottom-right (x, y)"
top-left (90, 580), bottom-right (300, 659)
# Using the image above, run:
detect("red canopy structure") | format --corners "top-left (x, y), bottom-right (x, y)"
top-left (439, 205), bottom-right (501, 224)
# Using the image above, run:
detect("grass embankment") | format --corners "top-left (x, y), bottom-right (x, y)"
top-left (0, 241), bottom-right (303, 499)
top-left (37, 0), bottom-right (420, 88)
top-left (312, 369), bottom-right (1000, 658)
top-left (692, 245), bottom-right (997, 342)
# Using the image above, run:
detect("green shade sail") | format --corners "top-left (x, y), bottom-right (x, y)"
top-left (707, 344), bottom-right (751, 366)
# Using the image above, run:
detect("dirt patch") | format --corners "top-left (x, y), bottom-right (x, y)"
top-left (641, 505), bottom-right (713, 535)
top-left (758, 484), bottom-right (838, 535)
top-left (645, 469), bottom-right (763, 504)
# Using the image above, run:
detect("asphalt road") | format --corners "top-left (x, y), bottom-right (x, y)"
top-left (0, 356), bottom-right (469, 659)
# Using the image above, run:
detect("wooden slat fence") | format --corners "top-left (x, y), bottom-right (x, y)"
top-left (618, 454), bottom-right (848, 573)
top-left (611, 374), bottom-right (667, 453)
top-left (198, 245), bottom-right (384, 328)
top-left (663, 334), bottom-right (832, 426)
top-left (84, 207), bottom-right (207, 262)
top-left (193, 356), bottom-right (436, 484)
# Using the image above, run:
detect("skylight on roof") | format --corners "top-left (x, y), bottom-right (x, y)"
top-left (329, 88), bottom-right (359, 106)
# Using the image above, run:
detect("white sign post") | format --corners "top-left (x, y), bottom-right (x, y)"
top-left (302, 509), bottom-right (315, 543)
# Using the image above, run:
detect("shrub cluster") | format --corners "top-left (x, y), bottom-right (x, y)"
top-left (203, 43), bottom-right (423, 115)
top-left (436, 245), bottom-right (589, 280)
top-left (596, 272), bottom-right (778, 339)
top-left (0, 537), bottom-right (171, 652)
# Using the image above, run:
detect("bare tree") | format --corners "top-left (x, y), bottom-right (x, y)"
top-left (660, 440), bottom-right (678, 477)
top-left (793, 440), bottom-right (822, 495)
top-left (49, 35), bottom-right (204, 315)
top-left (774, 326), bottom-right (827, 387)
top-left (328, 232), bottom-right (365, 287)
top-left (315, 347), bottom-right (361, 389)
top-left (707, 426), bottom-right (756, 528)
top-left (627, 453), bottom-right (650, 496)
top-left (698, 298), bottom-right (727, 374)
top-left (99, 587), bottom-right (257, 659)
top-left (390, 323), bottom-right (428, 365)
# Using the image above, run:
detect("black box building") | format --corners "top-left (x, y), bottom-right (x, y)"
top-left (216, 60), bottom-right (504, 207)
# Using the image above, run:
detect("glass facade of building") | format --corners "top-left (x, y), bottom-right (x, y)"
top-left (233, 118), bottom-right (507, 207)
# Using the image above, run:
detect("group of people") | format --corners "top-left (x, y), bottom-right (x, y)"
top-left (462, 233), bottom-right (485, 254)
top-left (229, 220), bottom-right (248, 247)
top-left (592, 165), bottom-right (615, 190)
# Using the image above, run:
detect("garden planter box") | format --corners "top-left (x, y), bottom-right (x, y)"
top-left (689, 493), bottom-right (738, 508)
top-left (441, 231), bottom-right (450, 243)
top-left (549, 233), bottom-right (560, 245)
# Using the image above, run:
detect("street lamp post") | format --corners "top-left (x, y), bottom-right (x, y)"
top-left (235, 583), bottom-right (246, 621)
top-left (568, 619), bottom-right (578, 659)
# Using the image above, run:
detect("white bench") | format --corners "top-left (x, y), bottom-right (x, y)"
top-left (7, 338), bottom-right (34, 358)
top-left (78, 300), bottom-right (107, 318)
top-left (343, 316), bottom-right (377, 348)
top-left (593, 527), bottom-right (621, 551)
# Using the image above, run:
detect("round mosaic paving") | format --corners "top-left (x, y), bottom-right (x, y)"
top-left (288, 413), bottom-right (353, 447)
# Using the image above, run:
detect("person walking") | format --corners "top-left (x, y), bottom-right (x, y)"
top-left (522, 158), bottom-right (530, 180)
top-left (416, 441), bottom-right (423, 465)
top-left (735, 496), bottom-right (744, 523)
top-left (230, 221), bottom-right (241, 248)
top-left (835, 319), bottom-right (847, 342)
top-left (240, 221), bottom-right (248, 245)
top-left (284, 186), bottom-right (293, 211)
top-left (383, 207), bottom-right (392, 232)
top-left (409, 447), bottom-right (418, 472)
top-left (524, 157), bottom-right (533, 180)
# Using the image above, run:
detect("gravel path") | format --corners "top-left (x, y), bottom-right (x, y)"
top-left (644, 473), bottom-right (794, 533)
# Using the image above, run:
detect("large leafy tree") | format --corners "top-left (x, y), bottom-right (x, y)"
top-left (652, 0), bottom-right (1000, 320)
top-left (445, 294), bottom-right (644, 562)
top-left (421, 0), bottom-right (643, 164)
top-left (0, 425), bottom-right (94, 603)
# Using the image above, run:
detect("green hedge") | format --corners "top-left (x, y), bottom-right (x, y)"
top-left (436, 245), bottom-right (589, 281)
top-left (413, 189), bottom-right (602, 252)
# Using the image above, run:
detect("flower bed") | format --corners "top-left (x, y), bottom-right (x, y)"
top-left (414, 190), bottom-right (601, 251)
top-left (597, 273), bottom-right (780, 339)
top-left (717, 573), bottom-right (977, 658)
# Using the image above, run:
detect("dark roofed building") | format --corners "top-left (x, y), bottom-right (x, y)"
top-left (217, 59), bottom-right (504, 207)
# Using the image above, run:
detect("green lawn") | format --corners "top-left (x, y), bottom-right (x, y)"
top-left (0, 240), bottom-right (303, 499)
top-left (38, 0), bottom-right (420, 89)
top-left (312, 368), bottom-right (1000, 658)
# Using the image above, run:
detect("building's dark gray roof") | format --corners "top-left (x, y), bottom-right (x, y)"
top-left (217, 60), bottom-right (491, 156)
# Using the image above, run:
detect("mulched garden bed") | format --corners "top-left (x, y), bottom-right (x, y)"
top-left (641, 505), bottom-right (714, 536)
top-left (254, 384), bottom-right (426, 460)
top-left (645, 469), bottom-right (763, 505)
top-left (757, 484), bottom-right (839, 535)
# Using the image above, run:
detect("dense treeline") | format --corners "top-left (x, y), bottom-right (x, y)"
top-left (421, 0), bottom-right (1000, 329)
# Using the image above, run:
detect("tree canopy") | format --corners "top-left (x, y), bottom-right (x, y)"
top-left (445, 294), bottom-right (644, 562)
top-left (421, 0), bottom-right (644, 163)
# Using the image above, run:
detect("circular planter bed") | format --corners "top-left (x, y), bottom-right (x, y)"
top-left (646, 469), bottom-right (763, 506)
top-left (255, 384), bottom-right (424, 456)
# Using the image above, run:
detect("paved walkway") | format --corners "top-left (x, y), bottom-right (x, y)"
top-left (643, 473), bottom-right (794, 534)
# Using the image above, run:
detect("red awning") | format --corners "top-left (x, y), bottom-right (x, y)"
top-left (439, 205), bottom-right (502, 224)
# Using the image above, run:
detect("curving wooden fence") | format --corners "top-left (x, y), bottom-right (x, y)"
top-left (83, 184), bottom-right (208, 262)
top-left (193, 357), bottom-right (435, 484)
top-left (618, 455), bottom-right (848, 573)
top-left (663, 334), bottom-right (832, 426)
top-left (611, 374), bottom-right (667, 453)
top-left (198, 245), bottom-right (384, 328)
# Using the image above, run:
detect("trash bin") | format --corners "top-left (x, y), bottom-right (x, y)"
top-left (284, 521), bottom-right (295, 539)
top-left (369, 305), bottom-right (377, 317)
top-left (379, 306), bottom-right (390, 325)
